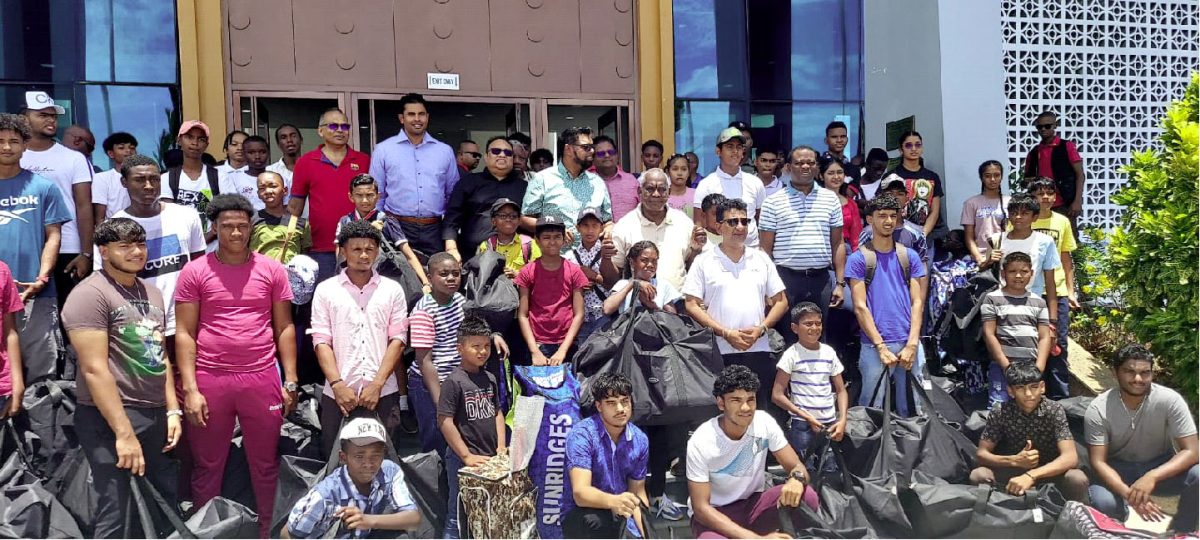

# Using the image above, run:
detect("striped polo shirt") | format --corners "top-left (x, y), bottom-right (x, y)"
top-left (758, 183), bottom-right (843, 270)
top-left (775, 342), bottom-right (845, 424)
top-left (407, 292), bottom-right (467, 382)
top-left (979, 290), bottom-right (1050, 365)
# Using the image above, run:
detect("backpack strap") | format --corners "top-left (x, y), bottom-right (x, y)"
top-left (207, 165), bottom-right (221, 196)
top-left (862, 245), bottom-right (877, 288)
top-left (486, 236), bottom-right (498, 251)
top-left (168, 167), bottom-right (181, 199)
top-left (897, 244), bottom-right (911, 283)
top-left (278, 214), bottom-right (299, 263)
top-left (521, 236), bottom-right (533, 262)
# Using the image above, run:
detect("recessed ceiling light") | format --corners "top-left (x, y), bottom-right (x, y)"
top-left (565, 116), bottom-right (575, 120)
top-left (464, 113), bottom-right (474, 118)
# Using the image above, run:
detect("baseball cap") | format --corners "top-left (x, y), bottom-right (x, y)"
top-left (339, 417), bottom-right (387, 446)
top-left (716, 127), bottom-right (746, 146)
top-left (490, 198), bottom-right (520, 216)
top-left (577, 207), bottom-right (603, 223)
top-left (177, 120), bottom-right (210, 138)
top-left (534, 214), bottom-right (566, 234)
top-left (24, 91), bottom-right (65, 114)
top-left (880, 174), bottom-right (907, 192)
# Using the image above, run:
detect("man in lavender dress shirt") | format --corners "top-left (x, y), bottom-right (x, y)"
top-left (369, 93), bottom-right (460, 256)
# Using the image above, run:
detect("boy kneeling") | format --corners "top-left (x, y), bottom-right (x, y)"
top-left (283, 416), bottom-right (422, 538)
top-left (971, 363), bottom-right (1089, 502)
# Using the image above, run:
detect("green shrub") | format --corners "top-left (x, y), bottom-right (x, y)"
top-left (1072, 228), bottom-right (1136, 361)
top-left (1108, 72), bottom-right (1199, 408)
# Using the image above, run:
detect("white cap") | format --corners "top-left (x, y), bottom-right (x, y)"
top-left (24, 91), bottom-right (65, 114)
top-left (339, 417), bottom-right (387, 446)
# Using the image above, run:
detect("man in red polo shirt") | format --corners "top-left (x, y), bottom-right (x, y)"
top-left (1023, 110), bottom-right (1085, 235)
top-left (289, 108), bottom-right (369, 282)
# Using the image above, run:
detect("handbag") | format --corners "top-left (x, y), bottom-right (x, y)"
top-left (576, 301), bottom-right (722, 426)
top-left (457, 454), bottom-right (537, 539)
top-left (900, 470), bottom-right (1066, 538)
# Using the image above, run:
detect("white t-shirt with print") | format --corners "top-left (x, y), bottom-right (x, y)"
top-left (91, 168), bottom-right (130, 219)
top-left (686, 410), bottom-right (788, 508)
top-left (219, 169), bottom-right (265, 210)
top-left (20, 142), bottom-right (92, 253)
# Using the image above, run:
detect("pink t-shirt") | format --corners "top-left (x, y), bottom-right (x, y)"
top-left (0, 262), bottom-right (21, 396)
top-left (514, 258), bottom-right (590, 344)
top-left (960, 194), bottom-right (1009, 249)
top-left (668, 188), bottom-right (696, 215)
top-left (174, 252), bottom-right (293, 372)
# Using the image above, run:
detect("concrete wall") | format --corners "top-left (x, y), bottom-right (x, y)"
top-left (864, 0), bottom-right (1008, 229)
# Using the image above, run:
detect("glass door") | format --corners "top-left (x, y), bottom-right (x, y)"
top-left (355, 94), bottom-right (532, 165)
top-left (234, 92), bottom-right (343, 157)
top-left (542, 100), bottom-right (634, 171)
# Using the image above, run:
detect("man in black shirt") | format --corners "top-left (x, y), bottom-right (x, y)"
top-left (442, 136), bottom-right (529, 261)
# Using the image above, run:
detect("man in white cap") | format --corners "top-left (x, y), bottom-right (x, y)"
top-left (283, 415), bottom-right (422, 539)
top-left (20, 91), bottom-right (95, 322)
top-left (692, 127), bottom-right (765, 248)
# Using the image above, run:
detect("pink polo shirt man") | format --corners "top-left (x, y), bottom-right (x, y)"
top-left (309, 269), bottom-right (409, 453)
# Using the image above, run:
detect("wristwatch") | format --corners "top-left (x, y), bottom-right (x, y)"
top-left (790, 468), bottom-right (809, 484)
top-left (283, 381), bottom-right (299, 393)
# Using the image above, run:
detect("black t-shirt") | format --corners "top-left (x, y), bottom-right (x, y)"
top-left (436, 367), bottom-right (501, 456)
top-left (887, 165), bottom-right (947, 238)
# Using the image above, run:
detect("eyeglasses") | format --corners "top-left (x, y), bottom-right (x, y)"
top-left (571, 143), bottom-right (595, 153)
top-left (1035, 123), bottom-right (1055, 130)
top-left (493, 213), bottom-right (519, 220)
top-left (903, 141), bottom-right (923, 150)
top-left (488, 148), bottom-right (514, 157)
top-left (324, 123), bottom-right (351, 132)
top-left (641, 185), bottom-right (668, 195)
top-left (722, 218), bottom-right (752, 227)
top-left (595, 148), bottom-right (618, 158)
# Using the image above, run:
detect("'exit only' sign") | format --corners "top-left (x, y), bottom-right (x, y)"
top-left (427, 73), bottom-right (460, 91)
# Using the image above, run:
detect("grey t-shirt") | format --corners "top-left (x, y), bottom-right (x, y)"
top-left (62, 272), bottom-right (169, 407)
top-left (1084, 384), bottom-right (1197, 463)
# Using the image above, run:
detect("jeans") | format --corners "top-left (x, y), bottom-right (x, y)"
top-left (407, 375), bottom-right (447, 454)
top-left (786, 418), bottom-right (837, 473)
top-left (15, 295), bottom-right (64, 384)
top-left (1088, 454), bottom-right (1198, 532)
top-left (395, 219), bottom-right (443, 258)
top-left (76, 405), bottom-right (178, 539)
top-left (444, 451), bottom-right (464, 539)
top-left (537, 342), bottom-right (575, 366)
top-left (857, 341), bottom-right (925, 417)
top-left (775, 266), bottom-right (833, 343)
top-left (1044, 296), bottom-right (1071, 399)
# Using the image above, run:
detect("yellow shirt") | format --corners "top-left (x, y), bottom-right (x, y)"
top-left (1030, 212), bottom-right (1077, 297)
top-left (478, 235), bottom-right (541, 274)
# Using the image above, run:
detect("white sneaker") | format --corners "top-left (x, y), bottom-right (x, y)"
top-left (652, 495), bottom-right (686, 521)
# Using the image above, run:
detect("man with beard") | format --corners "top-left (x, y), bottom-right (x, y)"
top-left (564, 372), bottom-right (650, 538)
top-left (1086, 344), bottom-right (1198, 531)
top-left (520, 127), bottom-right (612, 257)
top-left (63, 217), bottom-right (183, 538)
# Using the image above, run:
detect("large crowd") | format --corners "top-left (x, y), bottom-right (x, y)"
top-left (0, 89), bottom-right (1195, 539)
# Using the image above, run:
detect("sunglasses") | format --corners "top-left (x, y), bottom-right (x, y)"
top-left (463, 151), bottom-right (482, 159)
top-left (488, 148), bottom-right (514, 157)
top-left (722, 218), bottom-right (753, 227)
top-left (1035, 123), bottom-right (1056, 130)
top-left (903, 141), bottom-right (923, 150)
top-left (571, 143), bottom-right (595, 152)
top-left (324, 123), bottom-right (352, 132)
top-left (595, 149), bottom-right (618, 158)
top-left (641, 185), bottom-right (668, 195)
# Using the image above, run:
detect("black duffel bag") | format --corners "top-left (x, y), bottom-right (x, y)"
top-left (462, 250), bottom-right (520, 334)
top-left (15, 379), bottom-right (78, 479)
top-left (377, 238), bottom-right (428, 310)
top-left (840, 372), bottom-right (977, 484)
top-left (168, 497), bottom-right (258, 539)
top-left (936, 264), bottom-right (1000, 364)
top-left (0, 422), bottom-right (82, 539)
top-left (575, 301), bottom-right (722, 426)
top-left (900, 470), bottom-right (1066, 538)
top-left (801, 436), bottom-right (880, 538)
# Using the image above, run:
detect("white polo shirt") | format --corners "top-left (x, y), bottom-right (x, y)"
top-left (610, 205), bottom-right (695, 290)
top-left (693, 168), bottom-right (766, 247)
top-left (682, 245), bottom-right (785, 355)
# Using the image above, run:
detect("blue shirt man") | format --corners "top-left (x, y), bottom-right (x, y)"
top-left (368, 93), bottom-right (460, 256)
top-left (565, 373), bottom-right (650, 538)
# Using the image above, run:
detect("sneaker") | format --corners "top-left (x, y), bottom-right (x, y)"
top-left (398, 409), bottom-right (419, 435)
top-left (652, 495), bottom-right (686, 521)
top-left (670, 458), bottom-right (685, 478)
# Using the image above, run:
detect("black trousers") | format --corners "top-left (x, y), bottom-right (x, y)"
top-left (723, 351), bottom-right (778, 416)
top-left (642, 423), bottom-right (689, 498)
top-left (76, 404), bottom-right (178, 539)
top-left (563, 507), bottom-right (624, 539)
top-left (775, 266), bottom-right (833, 343)
top-left (396, 219), bottom-right (444, 258)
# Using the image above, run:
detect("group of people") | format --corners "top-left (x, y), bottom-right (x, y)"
top-left (0, 88), bottom-right (1195, 539)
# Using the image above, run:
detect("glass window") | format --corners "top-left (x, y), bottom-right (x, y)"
top-left (673, 0), bottom-right (748, 100)
top-left (792, 101), bottom-right (861, 158)
top-left (80, 85), bottom-right (179, 170)
top-left (0, 0), bottom-right (177, 84)
top-left (786, 0), bottom-right (846, 101)
top-left (674, 100), bottom-right (749, 175)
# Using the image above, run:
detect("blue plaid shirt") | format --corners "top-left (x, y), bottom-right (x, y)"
top-left (286, 460), bottom-right (417, 539)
